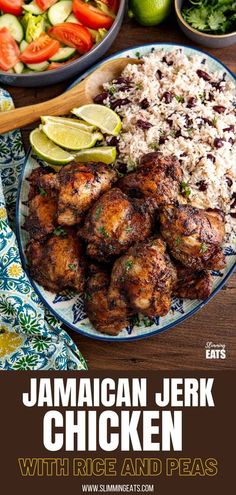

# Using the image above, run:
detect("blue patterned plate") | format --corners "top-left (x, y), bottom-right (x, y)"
top-left (16, 44), bottom-right (236, 341)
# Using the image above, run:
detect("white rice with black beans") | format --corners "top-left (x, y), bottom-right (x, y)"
top-left (100, 49), bottom-right (236, 243)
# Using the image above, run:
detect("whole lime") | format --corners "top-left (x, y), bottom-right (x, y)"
top-left (129, 0), bottom-right (172, 26)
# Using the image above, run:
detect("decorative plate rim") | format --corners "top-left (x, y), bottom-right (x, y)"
top-left (15, 42), bottom-right (236, 342)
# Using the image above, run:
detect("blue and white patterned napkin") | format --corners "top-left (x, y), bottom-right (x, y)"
top-left (0, 88), bottom-right (87, 370)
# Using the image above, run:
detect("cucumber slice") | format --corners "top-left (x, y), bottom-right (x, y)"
top-left (23, 1), bottom-right (44, 15)
top-left (26, 61), bottom-right (49, 72)
top-left (14, 62), bottom-right (24, 74)
top-left (48, 1), bottom-right (72, 26)
top-left (20, 40), bottom-right (29, 52)
top-left (66, 13), bottom-right (80, 23)
top-left (50, 46), bottom-right (76, 62)
top-left (0, 14), bottom-right (24, 42)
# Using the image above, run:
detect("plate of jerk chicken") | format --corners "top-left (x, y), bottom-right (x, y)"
top-left (17, 151), bottom-right (236, 340)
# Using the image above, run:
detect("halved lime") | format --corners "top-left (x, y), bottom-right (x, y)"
top-left (72, 104), bottom-right (122, 136)
top-left (41, 122), bottom-right (103, 151)
top-left (30, 128), bottom-right (74, 165)
top-left (41, 115), bottom-right (97, 132)
top-left (75, 146), bottom-right (117, 164)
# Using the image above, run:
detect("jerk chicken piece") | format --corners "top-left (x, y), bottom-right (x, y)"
top-left (26, 229), bottom-right (85, 293)
top-left (24, 167), bottom-right (58, 240)
top-left (108, 238), bottom-right (177, 318)
top-left (85, 264), bottom-right (133, 336)
top-left (173, 264), bottom-right (212, 300)
top-left (25, 192), bottom-right (58, 240)
top-left (160, 204), bottom-right (226, 270)
top-left (37, 161), bottom-right (117, 226)
top-left (117, 152), bottom-right (183, 207)
top-left (79, 188), bottom-right (154, 261)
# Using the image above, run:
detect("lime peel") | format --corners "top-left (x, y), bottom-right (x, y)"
top-left (30, 128), bottom-right (74, 166)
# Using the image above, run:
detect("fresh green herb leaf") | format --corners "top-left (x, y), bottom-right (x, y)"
top-left (109, 86), bottom-right (116, 96)
top-left (150, 142), bottom-right (159, 150)
top-left (200, 242), bottom-right (208, 253)
top-left (136, 82), bottom-right (143, 90)
top-left (135, 51), bottom-right (142, 59)
top-left (68, 263), bottom-right (77, 271)
top-left (182, 0), bottom-right (236, 35)
top-left (39, 187), bottom-right (47, 197)
top-left (125, 259), bottom-right (134, 272)
top-left (95, 206), bottom-right (103, 220)
top-left (175, 236), bottom-right (182, 246)
top-left (175, 95), bottom-right (185, 103)
top-left (180, 181), bottom-right (191, 198)
top-left (53, 227), bottom-right (67, 237)
top-left (98, 226), bottom-right (109, 238)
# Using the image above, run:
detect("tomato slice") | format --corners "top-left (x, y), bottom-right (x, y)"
top-left (100, 0), bottom-right (119, 14)
top-left (35, 0), bottom-right (57, 11)
top-left (49, 23), bottom-right (93, 54)
top-left (0, 0), bottom-right (23, 16)
top-left (73, 0), bottom-right (114, 29)
top-left (20, 33), bottom-right (60, 64)
top-left (0, 27), bottom-right (20, 71)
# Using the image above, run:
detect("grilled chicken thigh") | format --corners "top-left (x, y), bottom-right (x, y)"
top-left (173, 264), bottom-right (212, 300)
top-left (160, 204), bottom-right (226, 270)
top-left (79, 188), bottom-right (154, 261)
top-left (26, 229), bottom-right (85, 293)
top-left (117, 152), bottom-right (183, 207)
top-left (108, 237), bottom-right (177, 318)
top-left (37, 161), bottom-right (117, 226)
top-left (85, 264), bottom-right (133, 335)
top-left (25, 193), bottom-right (57, 240)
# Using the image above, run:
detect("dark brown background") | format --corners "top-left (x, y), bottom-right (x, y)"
top-left (0, 371), bottom-right (235, 494)
top-left (3, 12), bottom-right (236, 370)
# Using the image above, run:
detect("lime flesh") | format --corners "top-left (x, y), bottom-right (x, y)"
top-left (41, 122), bottom-right (103, 151)
top-left (129, 0), bottom-right (171, 26)
top-left (75, 146), bottom-right (117, 165)
top-left (72, 104), bottom-right (122, 136)
top-left (30, 128), bottom-right (74, 165)
top-left (41, 115), bottom-right (97, 132)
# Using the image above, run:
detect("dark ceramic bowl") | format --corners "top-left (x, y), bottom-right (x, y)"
top-left (175, 0), bottom-right (236, 48)
top-left (0, 0), bottom-right (125, 87)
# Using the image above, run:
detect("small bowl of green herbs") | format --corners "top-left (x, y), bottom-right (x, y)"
top-left (175, 0), bottom-right (236, 48)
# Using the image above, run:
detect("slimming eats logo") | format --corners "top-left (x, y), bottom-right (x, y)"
top-left (205, 342), bottom-right (226, 360)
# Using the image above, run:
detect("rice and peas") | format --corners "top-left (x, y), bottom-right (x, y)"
top-left (98, 48), bottom-right (236, 243)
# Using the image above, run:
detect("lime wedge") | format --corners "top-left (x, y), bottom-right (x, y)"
top-left (41, 122), bottom-right (103, 151)
top-left (72, 104), bottom-right (122, 136)
top-left (41, 115), bottom-right (97, 132)
top-left (30, 128), bottom-right (74, 165)
top-left (75, 146), bottom-right (117, 164)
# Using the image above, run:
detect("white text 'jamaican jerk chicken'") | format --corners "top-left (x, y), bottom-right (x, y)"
top-left (25, 151), bottom-right (226, 335)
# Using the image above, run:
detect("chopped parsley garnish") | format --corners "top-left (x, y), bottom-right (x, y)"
top-left (150, 142), bottom-right (159, 150)
top-left (135, 51), bottom-right (142, 59)
top-left (53, 227), bottom-right (67, 237)
top-left (126, 226), bottom-right (133, 233)
top-left (180, 181), bottom-right (191, 198)
top-left (108, 86), bottom-right (116, 96)
top-left (174, 95), bottom-right (185, 103)
top-left (39, 187), bottom-right (47, 197)
top-left (175, 236), bottom-right (182, 246)
top-left (136, 82), bottom-right (143, 90)
top-left (68, 263), bottom-right (77, 271)
top-left (212, 116), bottom-right (218, 127)
top-left (125, 259), bottom-right (134, 272)
top-left (182, 0), bottom-right (236, 35)
top-left (200, 242), bottom-right (208, 253)
top-left (98, 226), bottom-right (109, 238)
top-left (95, 206), bottom-right (103, 220)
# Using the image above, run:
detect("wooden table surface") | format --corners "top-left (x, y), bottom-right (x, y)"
top-left (4, 13), bottom-right (236, 370)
